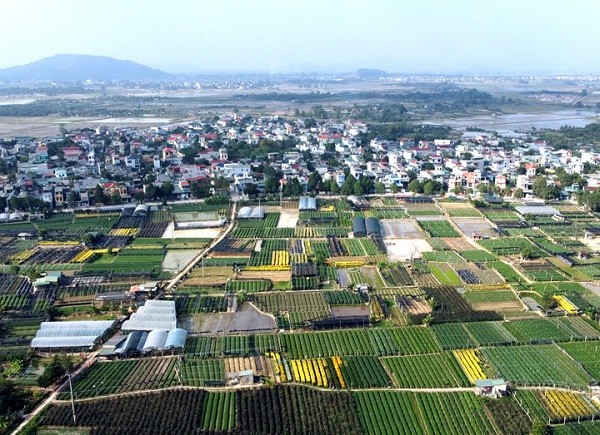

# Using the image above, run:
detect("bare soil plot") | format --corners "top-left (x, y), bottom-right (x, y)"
top-left (163, 222), bottom-right (222, 239)
top-left (182, 266), bottom-right (234, 286)
top-left (236, 270), bottom-right (291, 282)
top-left (470, 300), bottom-right (524, 311)
top-left (412, 273), bottom-right (440, 286)
top-left (384, 239), bottom-right (432, 261)
top-left (275, 208), bottom-right (299, 228)
top-left (453, 218), bottom-right (497, 238)
top-left (380, 219), bottom-right (423, 239)
top-left (162, 249), bottom-right (201, 273)
top-left (397, 295), bottom-right (432, 315)
top-left (197, 302), bottom-right (277, 334)
top-left (442, 237), bottom-right (478, 251)
top-left (224, 356), bottom-right (277, 380)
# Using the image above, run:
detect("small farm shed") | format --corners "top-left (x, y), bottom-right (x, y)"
top-left (227, 369), bottom-right (255, 385)
top-left (475, 379), bottom-right (507, 398)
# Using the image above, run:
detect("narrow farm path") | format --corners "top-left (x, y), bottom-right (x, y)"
top-left (11, 349), bottom-right (101, 435)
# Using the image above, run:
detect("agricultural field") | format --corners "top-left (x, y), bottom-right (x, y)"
top-left (462, 321), bottom-right (517, 346)
top-left (459, 249), bottom-right (498, 262)
top-left (422, 250), bottom-right (465, 262)
top-left (560, 341), bottom-right (600, 379)
top-left (481, 344), bottom-right (593, 388)
top-left (519, 260), bottom-right (568, 282)
top-left (251, 292), bottom-right (331, 327)
top-left (431, 323), bottom-right (476, 350)
top-left (59, 358), bottom-right (178, 399)
top-left (379, 262), bottom-right (414, 286)
top-left (453, 218), bottom-right (496, 238)
top-left (338, 356), bottom-right (391, 388)
top-left (502, 318), bottom-right (599, 344)
top-left (383, 352), bottom-right (470, 388)
top-left (428, 262), bottom-right (463, 286)
top-left (423, 286), bottom-right (502, 323)
top-left (417, 219), bottom-right (460, 237)
top-left (281, 326), bottom-right (439, 359)
top-left (478, 237), bottom-right (546, 258)
top-left (82, 247), bottom-right (166, 275)
top-left (439, 202), bottom-right (483, 218)
top-left (179, 358), bottom-right (226, 386)
top-left (463, 289), bottom-right (522, 312)
top-left (515, 389), bottom-right (600, 424)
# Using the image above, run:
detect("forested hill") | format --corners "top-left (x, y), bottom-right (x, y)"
top-left (0, 54), bottom-right (170, 82)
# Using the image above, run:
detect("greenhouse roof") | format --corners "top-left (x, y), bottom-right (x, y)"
top-left (164, 328), bottom-right (188, 350)
top-left (31, 320), bottom-right (115, 349)
top-left (121, 299), bottom-right (177, 332)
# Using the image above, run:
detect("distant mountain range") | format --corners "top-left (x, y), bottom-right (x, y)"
top-left (0, 54), bottom-right (170, 82)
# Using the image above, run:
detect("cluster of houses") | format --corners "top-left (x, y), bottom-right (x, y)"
top-left (0, 112), bottom-right (599, 214)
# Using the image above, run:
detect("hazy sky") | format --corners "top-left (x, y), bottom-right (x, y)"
top-left (2, 0), bottom-right (599, 74)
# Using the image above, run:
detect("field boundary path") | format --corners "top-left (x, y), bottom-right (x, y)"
top-left (11, 349), bottom-right (100, 435)
top-left (165, 201), bottom-right (238, 292)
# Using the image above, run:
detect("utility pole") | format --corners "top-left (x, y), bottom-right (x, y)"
top-left (68, 373), bottom-right (76, 424)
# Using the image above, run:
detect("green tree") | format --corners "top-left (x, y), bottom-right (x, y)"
top-left (408, 179), bottom-right (422, 194)
top-left (353, 181), bottom-right (364, 196)
top-left (375, 181), bottom-right (386, 194)
top-left (330, 180), bottom-right (340, 194)
top-left (423, 180), bottom-right (435, 195)
top-left (532, 176), bottom-right (552, 199)
top-left (307, 171), bottom-right (323, 193)
top-left (513, 188), bottom-right (524, 199)
top-left (264, 176), bottom-right (280, 194)
top-left (244, 183), bottom-right (258, 197)
top-left (190, 179), bottom-right (211, 198)
top-left (283, 178), bottom-right (303, 197)
top-left (390, 183), bottom-right (399, 193)
top-left (67, 191), bottom-right (80, 207)
top-left (341, 174), bottom-right (357, 196)
top-left (160, 181), bottom-right (174, 200)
